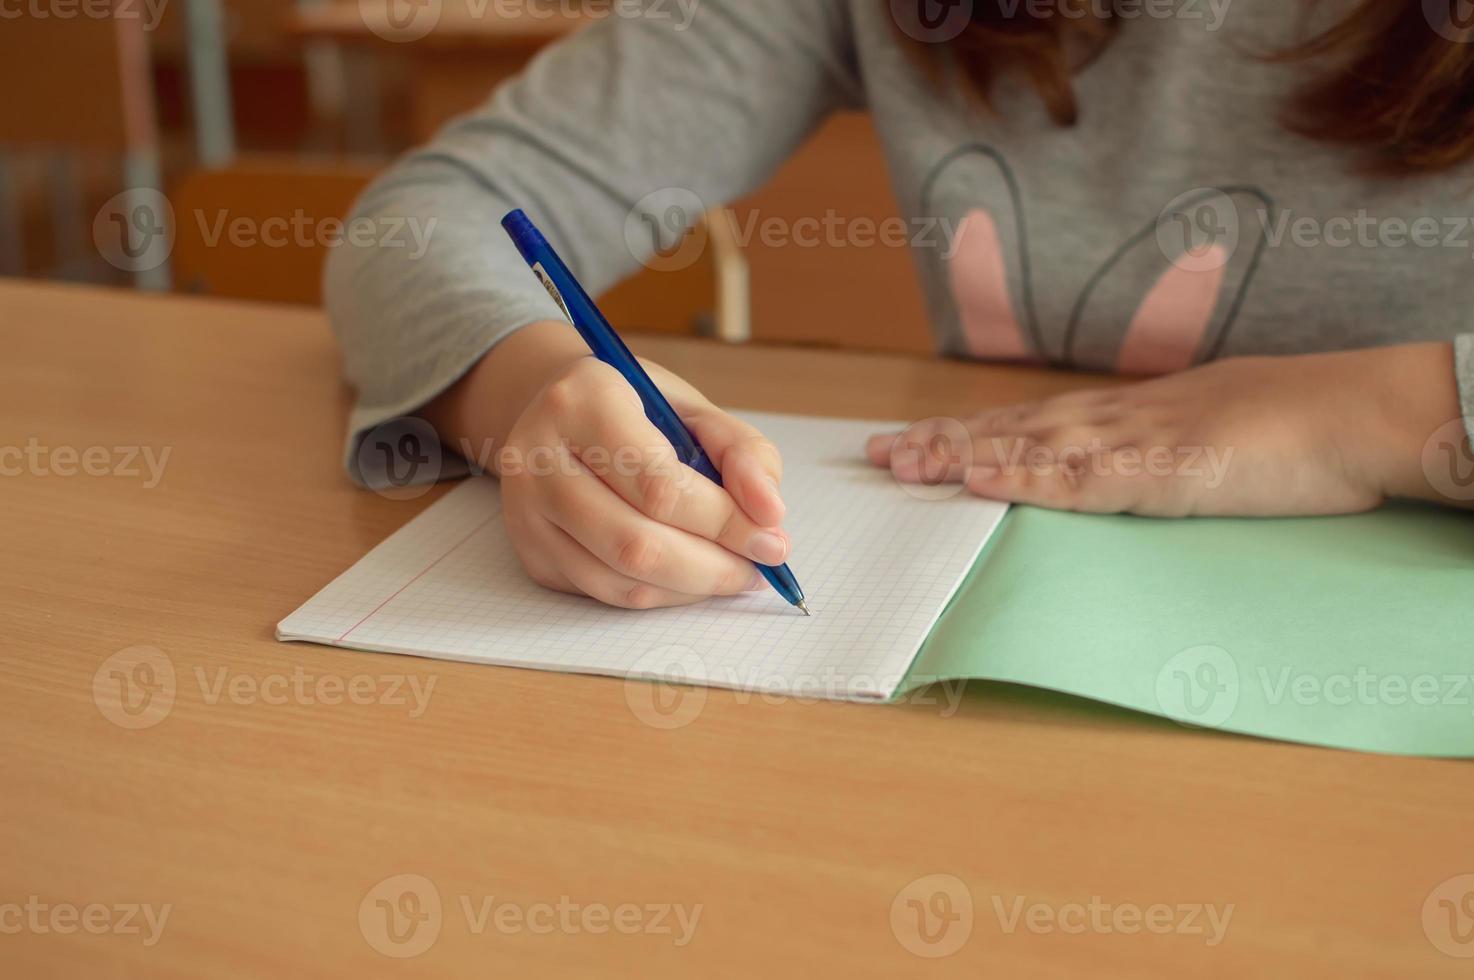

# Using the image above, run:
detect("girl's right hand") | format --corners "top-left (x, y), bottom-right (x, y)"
top-left (497, 355), bottom-right (791, 609)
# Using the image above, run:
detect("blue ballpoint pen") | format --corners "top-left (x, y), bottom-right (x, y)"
top-left (501, 209), bottom-right (810, 615)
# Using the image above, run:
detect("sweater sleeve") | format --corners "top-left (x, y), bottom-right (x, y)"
top-left (1457, 335), bottom-right (1474, 436)
top-left (324, 0), bottom-right (862, 487)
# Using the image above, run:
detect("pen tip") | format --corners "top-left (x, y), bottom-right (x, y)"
top-left (798, 600), bottom-right (812, 617)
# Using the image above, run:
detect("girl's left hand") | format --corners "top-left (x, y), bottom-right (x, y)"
top-left (865, 344), bottom-right (1462, 517)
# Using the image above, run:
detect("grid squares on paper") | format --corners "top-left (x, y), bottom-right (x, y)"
top-left (277, 413), bottom-right (1008, 700)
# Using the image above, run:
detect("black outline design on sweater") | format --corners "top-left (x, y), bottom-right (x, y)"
top-left (919, 143), bottom-right (1275, 369)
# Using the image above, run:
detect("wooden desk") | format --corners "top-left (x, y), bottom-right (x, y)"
top-left (3, 279), bottom-right (1470, 977)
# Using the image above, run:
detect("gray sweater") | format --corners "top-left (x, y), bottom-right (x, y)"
top-left (325, 0), bottom-right (1474, 486)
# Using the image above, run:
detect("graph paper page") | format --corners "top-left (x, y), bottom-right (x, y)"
top-left (277, 413), bottom-right (1008, 701)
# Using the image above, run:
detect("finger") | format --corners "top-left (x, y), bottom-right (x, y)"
top-left (965, 446), bottom-right (1160, 514)
top-left (542, 456), bottom-right (766, 596)
top-left (868, 417), bottom-right (975, 485)
top-left (526, 513), bottom-right (716, 610)
top-left (566, 389), bottom-right (791, 565)
top-left (966, 389), bottom-right (1120, 437)
top-left (507, 533), bottom-right (579, 596)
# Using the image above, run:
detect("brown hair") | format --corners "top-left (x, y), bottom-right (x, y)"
top-left (903, 0), bottom-right (1474, 174)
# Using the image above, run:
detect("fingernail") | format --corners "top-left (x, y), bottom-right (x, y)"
top-left (746, 571), bottom-right (767, 591)
top-left (970, 465), bottom-right (1000, 482)
top-left (748, 530), bottom-right (788, 565)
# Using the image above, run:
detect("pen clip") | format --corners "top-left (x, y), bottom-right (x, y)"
top-left (531, 262), bottom-right (576, 324)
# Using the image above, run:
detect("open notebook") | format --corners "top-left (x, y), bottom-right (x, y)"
top-left (278, 413), bottom-right (1009, 701)
top-left (282, 411), bottom-right (1474, 756)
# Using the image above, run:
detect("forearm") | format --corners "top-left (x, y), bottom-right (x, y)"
top-left (1354, 341), bottom-right (1471, 507)
top-left (421, 321), bottom-right (590, 474)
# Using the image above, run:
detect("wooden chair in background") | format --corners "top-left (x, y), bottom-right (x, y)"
top-left (0, 2), bottom-right (169, 287)
top-left (170, 158), bottom-right (750, 339)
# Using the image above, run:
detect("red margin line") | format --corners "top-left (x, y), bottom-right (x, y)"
top-left (337, 517), bottom-right (496, 642)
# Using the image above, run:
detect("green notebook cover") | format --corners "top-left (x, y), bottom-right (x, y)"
top-left (903, 504), bottom-right (1474, 757)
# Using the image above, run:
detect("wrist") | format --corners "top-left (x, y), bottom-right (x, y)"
top-left (421, 320), bottom-right (589, 473)
top-left (1351, 342), bottom-right (1462, 504)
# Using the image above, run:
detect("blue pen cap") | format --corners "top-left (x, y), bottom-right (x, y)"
top-left (501, 209), bottom-right (546, 262)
